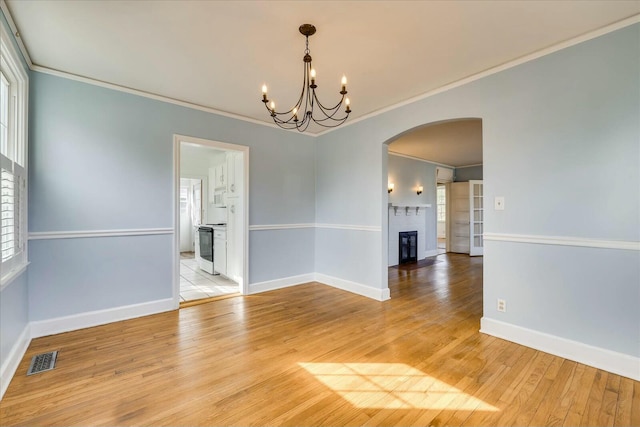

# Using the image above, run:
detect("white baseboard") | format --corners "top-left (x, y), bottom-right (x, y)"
top-left (30, 298), bottom-right (176, 339)
top-left (480, 317), bottom-right (640, 381)
top-left (315, 273), bottom-right (391, 301)
top-left (248, 273), bottom-right (316, 294)
top-left (423, 249), bottom-right (439, 258)
top-left (0, 324), bottom-right (31, 400)
top-left (249, 272), bottom-right (390, 302)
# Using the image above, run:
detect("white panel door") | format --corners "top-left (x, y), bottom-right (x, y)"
top-left (449, 182), bottom-right (470, 254)
top-left (469, 180), bottom-right (484, 256)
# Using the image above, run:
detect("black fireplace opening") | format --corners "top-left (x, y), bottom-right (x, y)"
top-left (399, 231), bottom-right (418, 264)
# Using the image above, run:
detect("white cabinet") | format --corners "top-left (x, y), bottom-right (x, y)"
top-left (226, 151), bottom-right (242, 197)
top-left (214, 163), bottom-right (227, 191)
top-left (208, 167), bottom-right (216, 201)
top-left (213, 228), bottom-right (227, 276)
top-left (208, 162), bottom-right (228, 206)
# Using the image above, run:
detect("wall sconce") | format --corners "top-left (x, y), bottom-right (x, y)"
top-left (388, 183), bottom-right (394, 193)
top-left (416, 186), bottom-right (423, 195)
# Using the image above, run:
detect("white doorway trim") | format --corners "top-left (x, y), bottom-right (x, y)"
top-left (172, 134), bottom-right (250, 306)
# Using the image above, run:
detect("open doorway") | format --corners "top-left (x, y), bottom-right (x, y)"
top-left (385, 118), bottom-right (483, 267)
top-left (173, 135), bottom-right (249, 307)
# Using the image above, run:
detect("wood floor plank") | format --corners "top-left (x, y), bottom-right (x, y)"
top-left (613, 377), bottom-right (633, 426)
top-left (630, 380), bottom-right (640, 427)
top-left (0, 253), bottom-right (637, 426)
top-left (562, 365), bottom-right (599, 426)
top-left (580, 370), bottom-right (608, 426)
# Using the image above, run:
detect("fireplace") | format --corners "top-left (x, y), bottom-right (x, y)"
top-left (399, 231), bottom-right (418, 264)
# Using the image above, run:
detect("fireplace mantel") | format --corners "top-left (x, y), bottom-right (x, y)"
top-left (388, 203), bottom-right (432, 216)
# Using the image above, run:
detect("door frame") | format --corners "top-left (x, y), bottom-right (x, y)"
top-left (172, 134), bottom-right (250, 306)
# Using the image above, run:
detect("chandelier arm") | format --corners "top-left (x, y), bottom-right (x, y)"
top-left (310, 90), bottom-right (347, 122)
top-left (311, 90), bottom-right (346, 113)
top-left (311, 115), bottom-right (350, 128)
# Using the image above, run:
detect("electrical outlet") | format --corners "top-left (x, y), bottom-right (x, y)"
top-left (497, 299), bottom-right (506, 312)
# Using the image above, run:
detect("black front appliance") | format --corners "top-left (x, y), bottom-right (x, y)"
top-left (198, 226), bottom-right (214, 262)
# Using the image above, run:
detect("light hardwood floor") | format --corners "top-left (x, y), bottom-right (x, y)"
top-left (0, 254), bottom-right (638, 426)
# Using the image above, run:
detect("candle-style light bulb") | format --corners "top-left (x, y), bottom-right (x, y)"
top-left (340, 75), bottom-right (347, 94)
top-left (270, 101), bottom-right (275, 113)
top-left (345, 97), bottom-right (351, 113)
top-left (293, 107), bottom-right (298, 122)
top-left (262, 84), bottom-right (268, 102)
top-left (310, 69), bottom-right (317, 88)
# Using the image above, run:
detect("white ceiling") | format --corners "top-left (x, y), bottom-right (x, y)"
top-left (389, 119), bottom-right (483, 167)
top-left (5, 0), bottom-right (640, 138)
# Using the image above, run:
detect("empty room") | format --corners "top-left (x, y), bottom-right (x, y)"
top-left (0, 1), bottom-right (638, 426)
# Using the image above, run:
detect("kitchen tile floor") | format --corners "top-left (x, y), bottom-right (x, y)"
top-left (180, 252), bottom-right (239, 302)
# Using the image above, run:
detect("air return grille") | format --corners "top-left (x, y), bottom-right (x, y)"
top-left (27, 351), bottom-right (58, 375)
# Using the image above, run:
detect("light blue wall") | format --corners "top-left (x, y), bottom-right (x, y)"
top-left (0, 10), bottom-right (30, 373)
top-left (314, 128), bottom-right (386, 289)
top-left (455, 165), bottom-right (483, 182)
top-left (28, 236), bottom-right (173, 321)
top-left (1, 272), bottom-right (29, 367)
top-left (250, 229), bottom-right (314, 283)
top-left (316, 24), bottom-right (640, 356)
top-left (28, 71), bottom-right (316, 320)
top-left (387, 154), bottom-right (438, 252)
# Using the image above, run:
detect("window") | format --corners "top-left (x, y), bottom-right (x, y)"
top-left (437, 185), bottom-right (446, 222)
top-left (1, 19), bottom-right (28, 286)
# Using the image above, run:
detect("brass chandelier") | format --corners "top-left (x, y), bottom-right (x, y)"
top-left (261, 24), bottom-right (351, 132)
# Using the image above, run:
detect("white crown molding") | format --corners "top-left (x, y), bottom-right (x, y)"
top-left (29, 65), bottom-right (285, 133)
top-left (481, 317), bottom-right (640, 381)
top-left (28, 228), bottom-right (174, 240)
top-left (0, 323), bottom-right (30, 401)
top-left (316, 14), bottom-right (640, 137)
top-left (455, 163), bottom-right (483, 169)
top-left (484, 232), bottom-right (640, 251)
top-left (388, 151), bottom-right (457, 169)
top-left (3, 0), bottom-right (636, 139)
top-left (0, 0), bottom-right (33, 68)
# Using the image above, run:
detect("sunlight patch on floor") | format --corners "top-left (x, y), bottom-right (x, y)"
top-left (298, 362), bottom-right (499, 411)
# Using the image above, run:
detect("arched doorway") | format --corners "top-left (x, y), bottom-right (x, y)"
top-left (383, 117), bottom-right (483, 276)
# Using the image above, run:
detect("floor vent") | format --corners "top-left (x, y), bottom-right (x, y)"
top-left (27, 351), bottom-right (58, 375)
